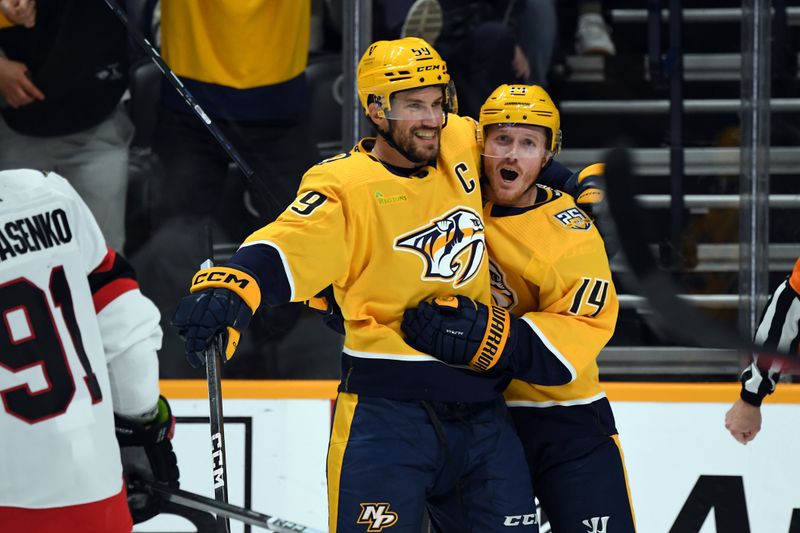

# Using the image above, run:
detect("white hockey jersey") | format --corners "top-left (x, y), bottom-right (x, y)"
top-left (0, 170), bottom-right (162, 512)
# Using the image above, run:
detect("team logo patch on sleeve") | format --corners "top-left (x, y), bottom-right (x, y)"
top-left (395, 207), bottom-right (486, 288)
top-left (554, 207), bottom-right (592, 230)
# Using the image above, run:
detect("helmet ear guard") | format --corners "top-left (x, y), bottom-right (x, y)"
top-left (445, 79), bottom-right (458, 115)
top-left (478, 84), bottom-right (562, 154)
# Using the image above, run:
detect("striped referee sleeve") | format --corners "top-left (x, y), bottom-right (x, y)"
top-left (740, 274), bottom-right (800, 406)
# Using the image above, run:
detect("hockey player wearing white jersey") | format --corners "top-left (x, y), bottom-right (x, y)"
top-left (0, 169), bottom-right (179, 532)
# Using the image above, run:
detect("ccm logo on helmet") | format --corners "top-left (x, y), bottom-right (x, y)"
top-left (416, 65), bottom-right (441, 71)
top-left (193, 271), bottom-right (250, 289)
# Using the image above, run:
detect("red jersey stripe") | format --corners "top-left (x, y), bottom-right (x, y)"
top-left (93, 278), bottom-right (139, 313)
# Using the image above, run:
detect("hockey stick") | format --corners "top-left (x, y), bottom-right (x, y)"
top-left (101, 0), bottom-right (281, 214)
top-left (602, 147), bottom-right (800, 373)
top-left (133, 480), bottom-right (325, 533)
top-left (198, 254), bottom-right (232, 533)
top-left (207, 334), bottom-right (231, 533)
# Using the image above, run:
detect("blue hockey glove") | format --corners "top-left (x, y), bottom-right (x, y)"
top-left (171, 266), bottom-right (261, 367)
top-left (401, 295), bottom-right (517, 372)
top-left (115, 396), bottom-right (179, 524)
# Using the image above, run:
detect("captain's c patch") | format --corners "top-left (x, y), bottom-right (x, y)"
top-left (553, 208), bottom-right (592, 231)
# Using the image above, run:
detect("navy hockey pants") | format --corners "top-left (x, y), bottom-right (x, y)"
top-left (517, 431), bottom-right (636, 533)
top-left (327, 393), bottom-right (538, 532)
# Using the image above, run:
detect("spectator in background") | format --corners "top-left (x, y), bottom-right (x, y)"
top-left (433, 0), bottom-right (530, 118)
top-left (572, 0), bottom-right (615, 56)
top-left (725, 256), bottom-right (800, 444)
top-left (136, 0), bottom-right (320, 377)
top-left (0, 0), bottom-right (133, 252)
top-left (330, 0), bottom-right (542, 114)
top-left (545, 1), bottom-right (616, 86)
top-left (154, 0), bottom-right (319, 235)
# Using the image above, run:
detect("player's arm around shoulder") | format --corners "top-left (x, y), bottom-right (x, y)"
top-left (445, 113), bottom-right (482, 151)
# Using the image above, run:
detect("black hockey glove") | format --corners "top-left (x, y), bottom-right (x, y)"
top-left (564, 163), bottom-right (619, 259)
top-left (171, 265), bottom-right (261, 367)
top-left (401, 295), bottom-right (517, 372)
top-left (564, 163), bottom-right (605, 218)
top-left (304, 285), bottom-right (344, 335)
top-left (115, 396), bottom-right (179, 524)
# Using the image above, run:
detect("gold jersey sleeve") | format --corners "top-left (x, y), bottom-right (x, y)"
top-left (242, 115), bottom-right (492, 362)
top-left (485, 187), bottom-right (619, 404)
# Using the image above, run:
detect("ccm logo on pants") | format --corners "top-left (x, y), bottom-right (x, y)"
top-left (504, 514), bottom-right (537, 526)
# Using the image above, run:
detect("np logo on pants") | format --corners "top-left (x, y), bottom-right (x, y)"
top-left (357, 503), bottom-right (398, 532)
top-left (583, 516), bottom-right (610, 533)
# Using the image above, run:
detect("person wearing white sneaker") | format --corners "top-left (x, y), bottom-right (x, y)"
top-left (574, 1), bottom-right (616, 56)
top-left (400, 0), bottom-right (443, 44)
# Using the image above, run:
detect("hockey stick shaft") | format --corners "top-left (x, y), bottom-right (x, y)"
top-left (603, 147), bottom-right (800, 373)
top-left (207, 336), bottom-right (231, 533)
top-left (135, 481), bottom-right (325, 533)
top-left (101, 0), bottom-right (281, 213)
top-left (198, 258), bottom-right (231, 533)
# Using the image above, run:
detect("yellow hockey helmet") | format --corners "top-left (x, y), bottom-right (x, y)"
top-left (357, 37), bottom-right (452, 116)
top-left (479, 84), bottom-right (562, 153)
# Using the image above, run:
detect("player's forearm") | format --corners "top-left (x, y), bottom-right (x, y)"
top-left (504, 318), bottom-right (576, 385)
top-left (228, 242), bottom-right (291, 306)
top-left (108, 338), bottom-right (161, 418)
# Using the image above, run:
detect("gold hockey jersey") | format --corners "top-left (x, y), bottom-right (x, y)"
top-left (235, 115), bottom-right (505, 401)
top-left (484, 185), bottom-right (619, 437)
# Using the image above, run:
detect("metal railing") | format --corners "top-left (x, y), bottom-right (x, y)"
top-left (565, 53), bottom-right (800, 82)
top-left (557, 147), bottom-right (800, 175)
top-left (559, 98), bottom-right (800, 114)
top-left (619, 294), bottom-right (739, 309)
top-left (611, 7), bottom-right (800, 24)
top-left (611, 244), bottom-right (799, 272)
top-left (633, 194), bottom-right (800, 209)
top-left (598, 347), bottom-right (740, 377)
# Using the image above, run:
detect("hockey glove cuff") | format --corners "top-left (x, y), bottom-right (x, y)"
top-left (115, 396), bottom-right (179, 524)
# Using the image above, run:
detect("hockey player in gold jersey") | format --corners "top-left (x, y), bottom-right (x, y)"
top-left (173, 38), bottom-right (541, 532)
top-left (403, 85), bottom-right (637, 532)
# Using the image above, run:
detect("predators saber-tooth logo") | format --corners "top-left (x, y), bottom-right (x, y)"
top-left (394, 207), bottom-right (486, 288)
top-left (489, 259), bottom-right (517, 309)
top-left (357, 503), bottom-right (399, 532)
